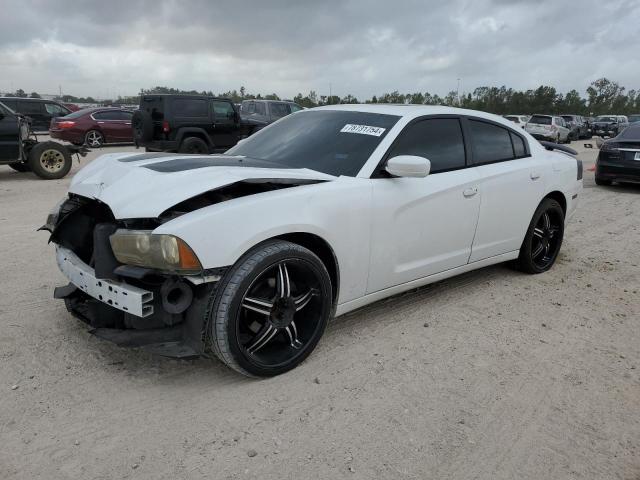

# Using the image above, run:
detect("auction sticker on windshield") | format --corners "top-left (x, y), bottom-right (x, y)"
top-left (340, 124), bottom-right (386, 136)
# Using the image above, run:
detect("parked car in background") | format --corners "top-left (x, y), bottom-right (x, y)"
top-left (504, 115), bottom-right (529, 128)
top-left (525, 115), bottom-right (570, 143)
top-left (62, 103), bottom-right (81, 112)
top-left (50, 107), bottom-right (134, 148)
top-left (132, 94), bottom-right (254, 154)
top-left (592, 115), bottom-right (629, 137)
top-left (627, 114), bottom-right (640, 124)
top-left (595, 122), bottom-right (640, 186)
top-left (0, 97), bottom-right (71, 132)
top-left (240, 100), bottom-right (303, 131)
top-left (561, 115), bottom-right (590, 140)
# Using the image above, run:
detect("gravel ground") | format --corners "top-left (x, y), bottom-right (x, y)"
top-left (0, 140), bottom-right (639, 480)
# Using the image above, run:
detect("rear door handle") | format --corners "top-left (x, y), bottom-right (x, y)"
top-left (530, 172), bottom-right (541, 180)
top-left (463, 187), bottom-right (478, 198)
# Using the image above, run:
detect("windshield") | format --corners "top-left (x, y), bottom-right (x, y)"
top-left (528, 115), bottom-right (552, 125)
top-left (596, 116), bottom-right (617, 122)
top-left (561, 116), bottom-right (575, 122)
top-left (227, 110), bottom-right (400, 176)
top-left (628, 115), bottom-right (640, 123)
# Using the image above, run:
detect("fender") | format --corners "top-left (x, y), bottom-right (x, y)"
top-left (175, 127), bottom-right (214, 147)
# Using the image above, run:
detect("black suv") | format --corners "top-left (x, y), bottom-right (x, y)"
top-left (132, 94), bottom-right (255, 154)
top-left (0, 97), bottom-right (71, 132)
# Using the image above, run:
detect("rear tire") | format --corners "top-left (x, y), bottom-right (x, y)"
top-left (28, 141), bottom-right (72, 179)
top-left (9, 162), bottom-right (30, 172)
top-left (178, 136), bottom-right (210, 154)
top-left (132, 110), bottom-right (154, 142)
top-left (205, 240), bottom-right (333, 377)
top-left (515, 198), bottom-right (564, 274)
top-left (84, 130), bottom-right (104, 148)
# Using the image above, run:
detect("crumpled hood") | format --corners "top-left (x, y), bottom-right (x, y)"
top-left (69, 152), bottom-right (335, 219)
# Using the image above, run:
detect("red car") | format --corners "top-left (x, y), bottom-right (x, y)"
top-left (50, 107), bottom-right (134, 147)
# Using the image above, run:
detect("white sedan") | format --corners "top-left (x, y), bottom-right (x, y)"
top-left (46, 105), bottom-right (583, 377)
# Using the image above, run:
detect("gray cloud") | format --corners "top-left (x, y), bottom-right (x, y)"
top-left (0, 0), bottom-right (638, 99)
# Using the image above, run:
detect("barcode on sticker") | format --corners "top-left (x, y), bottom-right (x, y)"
top-left (340, 124), bottom-right (386, 136)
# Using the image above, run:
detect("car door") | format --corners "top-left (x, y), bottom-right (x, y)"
top-left (466, 118), bottom-right (545, 262)
top-left (367, 117), bottom-right (481, 293)
top-left (0, 103), bottom-right (21, 161)
top-left (94, 110), bottom-right (133, 141)
top-left (211, 100), bottom-right (239, 149)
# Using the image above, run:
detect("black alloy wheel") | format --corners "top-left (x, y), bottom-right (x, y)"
top-left (516, 198), bottom-right (564, 274)
top-left (206, 240), bottom-right (332, 377)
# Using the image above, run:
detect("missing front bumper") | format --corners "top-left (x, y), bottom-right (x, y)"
top-left (56, 246), bottom-right (154, 317)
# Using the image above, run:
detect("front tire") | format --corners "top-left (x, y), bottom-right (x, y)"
top-left (207, 240), bottom-right (333, 377)
top-left (516, 198), bottom-right (564, 274)
top-left (28, 142), bottom-right (72, 179)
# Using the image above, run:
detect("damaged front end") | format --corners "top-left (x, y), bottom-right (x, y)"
top-left (45, 194), bottom-right (221, 358)
top-left (45, 173), bottom-right (329, 359)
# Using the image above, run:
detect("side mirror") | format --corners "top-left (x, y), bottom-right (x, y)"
top-left (385, 155), bottom-right (431, 178)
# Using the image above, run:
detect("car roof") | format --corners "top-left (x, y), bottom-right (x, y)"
top-left (0, 97), bottom-right (59, 102)
top-left (314, 104), bottom-right (523, 126)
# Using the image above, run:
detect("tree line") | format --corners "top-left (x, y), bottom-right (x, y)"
top-left (4, 78), bottom-right (638, 115)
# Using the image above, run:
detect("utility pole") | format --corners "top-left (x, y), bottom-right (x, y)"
top-left (456, 78), bottom-right (461, 106)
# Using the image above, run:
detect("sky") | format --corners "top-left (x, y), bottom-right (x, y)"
top-left (1, 0), bottom-right (639, 100)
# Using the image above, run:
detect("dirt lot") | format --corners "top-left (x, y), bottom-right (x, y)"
top-left (1, 140), bottom-right (639, 480)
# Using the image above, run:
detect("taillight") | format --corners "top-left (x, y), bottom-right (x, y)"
top-left (57, 121), bottom-right (76, 129)
top-left (162, 120), bottom-right (170, 134)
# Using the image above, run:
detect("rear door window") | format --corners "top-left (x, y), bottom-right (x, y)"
top-left (19, 101), bottom-right (44, 114)
top-left (172, 98), bottom-right (208, 117)
top-left (1, 99), bottom-right (18, 110)
top-left (510, 132), bottom-right (527, 157)
top-left (387, 118), bottom-right (466, 173)
top-left (93, 111), bottom-right (122, 120)
top-left (255, 102), bottom-right (266, 116)
top-left (468, 120), bottom-right (515, 164)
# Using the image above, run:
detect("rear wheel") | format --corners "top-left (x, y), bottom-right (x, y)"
top-left (28, 142), bottom-right (72, 179)
top-left (206, 240), bottom-right (333, 377)
top-left (516, 198), bottom-right (564, 274)
top-left (178, 136), bottom-right (209, 154)
top-left (84, 130), bottom-right (104, 148)
top-left (8, 162), bottom-right (30, 172)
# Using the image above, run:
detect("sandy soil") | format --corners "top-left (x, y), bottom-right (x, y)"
top-left (0, 140), bottom-right (639, 480)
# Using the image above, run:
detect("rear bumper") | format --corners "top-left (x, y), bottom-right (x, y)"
top-left (50, 129), bottom-right (84, 144)
top-left (138, 140), bottom-right (179, 152)
top-left (596, 163), bottom-right (640, 183)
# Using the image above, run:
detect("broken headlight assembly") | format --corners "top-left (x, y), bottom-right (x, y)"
top-left (109, 230), bottom-right (202, 274)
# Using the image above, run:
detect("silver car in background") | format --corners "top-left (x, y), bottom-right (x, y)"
top-left (525, 115), bottom-right (571, 143)
top-left (504, 115), bottom-right (530, 129)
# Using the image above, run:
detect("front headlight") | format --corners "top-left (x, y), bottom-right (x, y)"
top-left (109, 230), bottom-right (202, 273)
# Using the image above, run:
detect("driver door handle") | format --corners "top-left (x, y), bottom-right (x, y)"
top-left (463, 187), bottom-right (478, 198)
top-left (530, 172), bottom-right (541, 180)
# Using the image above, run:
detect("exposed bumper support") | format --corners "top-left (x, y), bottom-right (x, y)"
top-left (56, 246), bottom-right (154, 318)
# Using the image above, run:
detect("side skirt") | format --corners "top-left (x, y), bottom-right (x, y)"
top-left (335, 251), bottom-right (519, 317)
